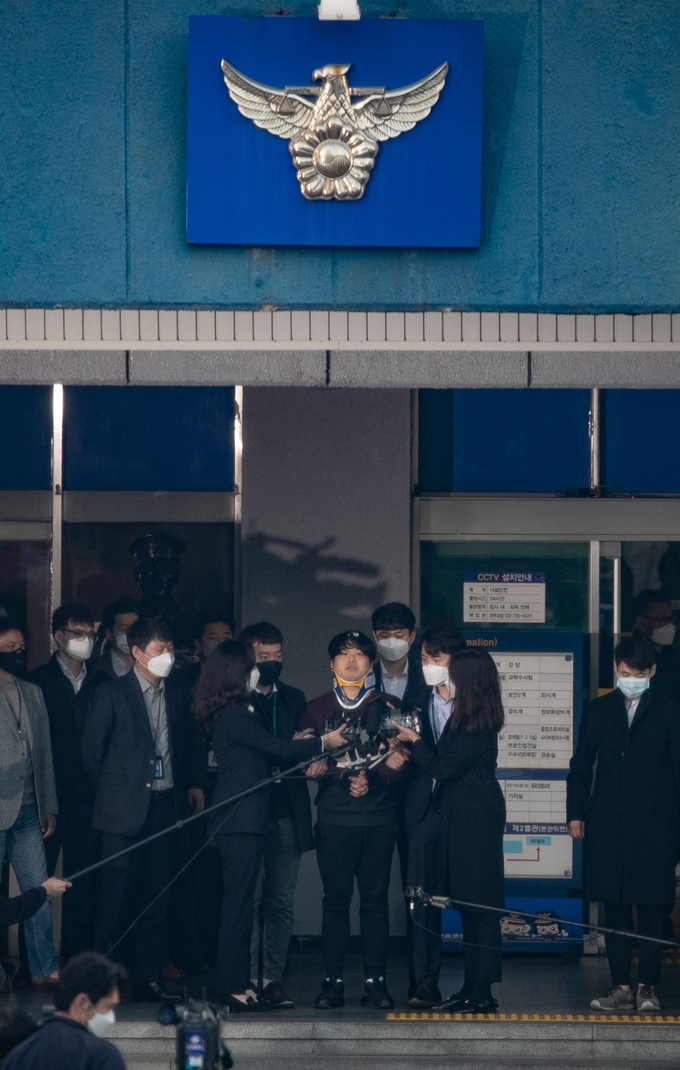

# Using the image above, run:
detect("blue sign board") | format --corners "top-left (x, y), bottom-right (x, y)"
top-left (187, 17), bottom-right (483, 249)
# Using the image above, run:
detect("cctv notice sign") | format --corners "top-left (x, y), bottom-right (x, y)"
top-left (464, 571), bottom-right (546, 624)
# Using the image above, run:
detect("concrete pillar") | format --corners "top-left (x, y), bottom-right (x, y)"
top-left (241, 386), bottom-right (412, 937)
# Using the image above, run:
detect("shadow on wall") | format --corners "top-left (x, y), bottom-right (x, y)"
top-left (242, 531), bottom-right (387, 696)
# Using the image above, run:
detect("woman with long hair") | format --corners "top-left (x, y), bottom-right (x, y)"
top-left (393, 646), bottom-right (505, 1013)
top-left (192, 639), bottom-right (347, 1012)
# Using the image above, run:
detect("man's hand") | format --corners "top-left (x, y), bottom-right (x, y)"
top-left (349, 771), bottom-right (369, 797)
top-left (42, 814), bottom-right (56, 839)
top-left (188, 788), bottom-right (205, 813)
top-left (390, 721), bottom-right (420, 745)
top-left (322, 725), bottom-right (348, 751)
top-left (385, 745), bottom-right (410, 771)
top-left (42, 877), bottom-right (71, 897)
top-left (568, 820), bottom-right (585, 840)
top-left (293, 728), bottom-right (315, 740)
top-left (305, 760), bottom-right (328, 779)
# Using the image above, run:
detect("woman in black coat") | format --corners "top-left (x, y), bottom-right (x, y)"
top-left (393, 646), bottom-right (505, 1014)
top-left (192, 640), bottom-right (347, 1012)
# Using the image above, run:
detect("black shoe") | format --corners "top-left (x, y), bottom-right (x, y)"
top-left (314, 978), bottom-right (345, 1009)
top-left (132, 981), bottom-right (181, 1003)
top-left (262, 981), bottom-right (295, 1009)
top-left (223, 995), bottom-right (273, 1013)
top-left (435, 995), bottom-right (498, 1015)
top-left (361, 977), bottom-right (394, 1009)
top-left (407, 979), bottom-right (442, 1008)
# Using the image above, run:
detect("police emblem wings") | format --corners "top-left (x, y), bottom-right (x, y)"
top-left (220, 59), bottom-right (448, 201)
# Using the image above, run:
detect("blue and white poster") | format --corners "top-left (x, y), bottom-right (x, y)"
top-left (187, 17), bottom-right (483, 248)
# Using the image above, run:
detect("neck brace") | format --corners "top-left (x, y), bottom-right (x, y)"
top-left (333, 675), bottom-right (373, 710)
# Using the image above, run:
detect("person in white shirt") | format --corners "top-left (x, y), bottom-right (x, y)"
top-left (93, 598), bottom-right (141, 680)
top-left (371, 603), bottom-right (421, 705)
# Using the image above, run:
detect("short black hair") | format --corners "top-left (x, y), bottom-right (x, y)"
top-left (194, 612), bottom-right (235, 642)
top-left (0, 1007), bottom-right (38, 1059)
top-left (240, 621), bottom-right (283, 647)
top-left (127, 616), bottom-right (174, 654)
top-left (328, 630), bottom-right (376, 662)
top-left (633, 588), bottom-right (672, 619)
top-left (421, 620), bottom-right (466, 659)
top-left (0, 619), bottom-right (23, 640)
top-left (52, 602), bottom-right (94, 635)
top-left (615, 636), bottom-right (656, 671)
top-left (53, 951), bottom-right (126, 1013)
top-left (371, 602), bottom-right (416, 633)
top-left (101, 598), bottom-right (141, 633)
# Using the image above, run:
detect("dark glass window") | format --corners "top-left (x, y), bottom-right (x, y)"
top-left (419, 389), bottom-right (591, 494)
top-left (64, 387), bottom-right (235, 492)
top-left (603, 390), bottom-right (680, 494)
top-left (0, 387), bottom-right (52, 490)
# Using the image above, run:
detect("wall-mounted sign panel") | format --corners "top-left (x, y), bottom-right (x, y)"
top-left (187, 17), bottom-right (483, 248)
top-left (464, 571), bottom-right (546, 623)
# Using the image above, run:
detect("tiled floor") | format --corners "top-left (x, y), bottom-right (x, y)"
top-left (6, 943), bottom-right (680, 1022)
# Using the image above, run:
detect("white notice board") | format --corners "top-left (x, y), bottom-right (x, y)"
top-left (464, 570), bottom-right (546, 623)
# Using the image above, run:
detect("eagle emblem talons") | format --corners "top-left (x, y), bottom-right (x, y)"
top-left (221, 58), bottom-right (448, 202)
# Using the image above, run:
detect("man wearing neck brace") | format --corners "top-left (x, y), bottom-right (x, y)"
top-left (298, 630), bottom-right (408, 1011)
top-left (567, 636), bottom-right (680, 1014)
top-left (631, 589), bottom-right (680, 703)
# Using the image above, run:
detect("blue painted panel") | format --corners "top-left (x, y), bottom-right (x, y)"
top-left (63, 387), bottom-right (234, 492)
top-left (452, 390), bottom-right (591, 493)
top-left (187, 18), bottom-right (483, 249)
top-left (418, 390), bottom-right (454, 492)
top-left (0, 388), bottom-right (52, 490)
top-left (604, 390), bottom-right (680, 493)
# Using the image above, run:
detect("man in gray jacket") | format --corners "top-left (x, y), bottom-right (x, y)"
top-left (0, 619), bottom-right (60, 985)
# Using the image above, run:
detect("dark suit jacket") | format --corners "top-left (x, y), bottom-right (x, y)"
top-left (403, 683), bottom-right (438, 834)
top-left (251, 681), bottom-right (315, 852)
top-left (81, 670), bottom-right (206, 837)
top-left (28, 654), bottom-right (108, 807)
top-left (210, 701), bottom-right (321, 839)
top-left (567, 687), bottom-right (680, 904)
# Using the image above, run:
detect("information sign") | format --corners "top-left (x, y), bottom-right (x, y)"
top-left (463, 571), bottom-right (546, 623)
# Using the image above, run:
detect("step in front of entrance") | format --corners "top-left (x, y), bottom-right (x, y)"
top-left (111, 1015), bottom-right (680, 1070)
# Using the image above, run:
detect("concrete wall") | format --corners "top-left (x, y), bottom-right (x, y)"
top-left (241, 386), bottom-right (412, 933)
top-left (1, 1), bottom-right (679, 312)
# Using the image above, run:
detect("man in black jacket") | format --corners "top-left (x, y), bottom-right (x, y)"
top-left (27, 602), bottom-right (108, 962)
top-left (567, 635), bottom-right (680, 1014)
top-left (240, 621), bottom-right (310, 1009)
top-left (371, 602), bottom-right (422, 705)
top-left (82, 617), bottom-right (206, 1001)
top-left (403, 621), bottom-right (465, 1008)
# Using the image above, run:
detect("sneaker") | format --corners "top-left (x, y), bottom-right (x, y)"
top-left (361, 976), bottom-right (394, 1009)
top-left (314, 978), bottom-right (344, 1009)
top-left (262, 981), bottom-right (295, 1009)
top-left (408, 979), bottom-right (442, 1008)
top-left (637, 985), bottom-right (661, 1013)
top-left (590, 986), bottom-right (635, 1012)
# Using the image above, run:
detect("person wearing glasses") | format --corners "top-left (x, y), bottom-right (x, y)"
top-left (28, 603), bottom-right (108, 963)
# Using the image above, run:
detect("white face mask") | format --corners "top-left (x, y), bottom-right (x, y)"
top-left (115, 633), bottom-right (130, 655)
top-left (617, 675), bottom-right (651, 699)
top-left (377, 637), bottom-right (410, 663)
top-left (87, 1008), bottom-right (116, 1038)
top-left (146, 651), bottom-right (174, 678)
top-left (422, 663), bottom-right (450, 688)
top-left (652, 622), bottom-right (676, 646)
top-left (249, 665), bottom-right (260, 690)
top-left (65, 636), bottom-right (94, 662)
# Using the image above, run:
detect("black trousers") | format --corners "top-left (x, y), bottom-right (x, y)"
top-left (216, 832), bottom-right (264, 996)
top-left (461, 908), bottom-right (502, 989)
top-left (316, 822), bottom-right (397, 979)
top-left (95, 792), bottom-right (176, 985)
top-left (407, 809), bottom-right (442, 986)
top-left (44, 803), bottom-right (100, 962)
top-left (604, 902), bottom-right (668, 986)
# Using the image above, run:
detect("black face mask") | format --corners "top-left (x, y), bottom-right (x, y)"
top-left (257, 661), bottom-right (282, 687)
top-left (0, 649), bottom-right (26, 676)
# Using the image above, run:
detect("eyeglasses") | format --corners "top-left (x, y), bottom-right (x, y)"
top-left (64, 627), bottom-right (97, 641)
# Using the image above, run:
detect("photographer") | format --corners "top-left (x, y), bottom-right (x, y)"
top-left (298, 630), bottom-right (408, 1011)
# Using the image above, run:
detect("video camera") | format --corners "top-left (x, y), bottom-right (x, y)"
top-left (157, 996), bottom-right (233, 1070)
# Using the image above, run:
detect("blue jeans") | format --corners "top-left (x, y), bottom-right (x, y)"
top-left (0, 804), bottom-right (59, 979)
